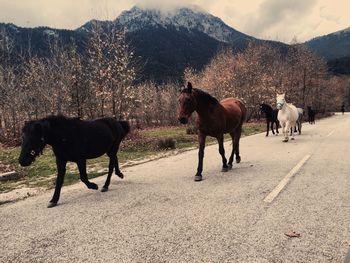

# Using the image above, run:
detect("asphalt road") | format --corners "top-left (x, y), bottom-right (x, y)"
top-left (1, 113), bottom-right (349, 263)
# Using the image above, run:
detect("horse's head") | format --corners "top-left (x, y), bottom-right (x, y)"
top-left (18, 120), bottom-right (48, 167)
top-left (276, 94), bottom-right (286, 110)
top-left (178, 82), bottom-right (196, 124)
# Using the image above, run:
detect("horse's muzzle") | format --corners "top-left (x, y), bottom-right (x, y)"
top-left (178, 117), bottom-right (188, 124)
top-left (18, 157), bottom-right (33, 167)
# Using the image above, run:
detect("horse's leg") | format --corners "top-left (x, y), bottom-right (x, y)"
top-left (234, 125), bottom-right (242, 163)
top-left (48, 158), bottom-right (67, 208)
top-left (217, 134), bottom-right (228, 172)
top-left (271, 120), bottom-right (275, 135)
top-left (299, 121), bottom-right (302, 135)
top-left (266, 120), bottom-right (270, 137)
top-left (290, 122), bottom-right (295, 140)
top-left (195, 132), bottom-right (206, 182)
top-left (77, 160), bottom-right (98, 190)
top-left (276, 120), bottom-right (279, 135)
top-left (282, 122), bottom-right (288, 142)
top-left (101, 153), bottom-right (116, 192)
top-left (228, 132), bottom-right (235, 169)
top-left (114, 143), bottom-right (124, 179)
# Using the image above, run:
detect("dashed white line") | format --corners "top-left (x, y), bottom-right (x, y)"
top-left (264, 154), bottom-right (311, 203)
top-left (327, 130), bottom-right (335, 137)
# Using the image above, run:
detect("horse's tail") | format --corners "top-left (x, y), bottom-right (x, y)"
top-left (119, 121), bottom-right (130, 136)
top-left (236, 99), bottom-right (247, 124)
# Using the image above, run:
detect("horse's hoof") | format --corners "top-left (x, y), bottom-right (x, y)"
top-left (194, 175), bottom-right (202, 182)
top-left (101, 187), bottom-right (108, 192)
top-left (47, 202), bottom-right (57, 208)
top-left (116, 172), bottom-right (124, 179)
top-left (88, 183), bottom-right (98, 190)
top-left (228, 164), bottom-right (233, 170)
top-left (236, 157), bottom-right (241, 163)
top-left (282, 139), bottom-right (289, 142)
top-left (291, 138), bottom-right (295, 140)
top-left (221, 167), bottom-right (228, 172)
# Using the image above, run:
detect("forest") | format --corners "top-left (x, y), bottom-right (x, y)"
top-left (1, 21), bottom-right (349, 144)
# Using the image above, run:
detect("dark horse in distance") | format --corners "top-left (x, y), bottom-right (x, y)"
top-left (19, 115), bottom-right (130, 208)
top-left (178, 82), bottom-right (246, 181)
top-left (259, 103), bottom-right (279, 136)
top-left (307, 106), bottom-right (316, 124)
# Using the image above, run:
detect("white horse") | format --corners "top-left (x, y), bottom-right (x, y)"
top-left (276, 94), bottom-right (299, 142)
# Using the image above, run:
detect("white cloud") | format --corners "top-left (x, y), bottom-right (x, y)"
top-left (0, 0), bottom-right (349, 42)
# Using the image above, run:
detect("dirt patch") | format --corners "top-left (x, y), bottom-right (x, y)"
top-left (0, 162), bottom-right (16, 173)
top-left (0, 187), bottom-right (45, 205)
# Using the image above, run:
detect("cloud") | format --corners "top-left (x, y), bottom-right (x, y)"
top-left (247, 0), bottom-right (318, 37)
top-left (133, 0), bottom-right (215, 13)
top-left (0, 0), bottom-right (134, 29)
top-left (135, 0), bottom-right (194, 10)
top-left (0, 0), bottom-right (349, 42)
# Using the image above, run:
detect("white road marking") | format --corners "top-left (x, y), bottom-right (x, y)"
top-left (264, 154), bottom-right (311, 203)
top-left (327, 130), bottom-right (335, 137)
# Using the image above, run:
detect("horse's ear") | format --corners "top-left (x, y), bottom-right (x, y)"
top-left (187, 82), bottom-right (193, 93)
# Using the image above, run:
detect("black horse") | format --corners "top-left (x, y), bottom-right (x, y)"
top-left (307, 106), bottom-right (316, 124)
top-left (18, 115), bottom-right (130, 208)
top-left (259, 103), bottom-right (279, 136)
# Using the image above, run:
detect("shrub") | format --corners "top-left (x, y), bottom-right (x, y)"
top-left (186, 126), bottom-right (198, 135)
top-left (156, 138), bottom-right (176, 150)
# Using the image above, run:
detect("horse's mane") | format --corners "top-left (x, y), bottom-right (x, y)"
top-left (41, 115), bottom-right (81, 125)
top-left (193, 88), bottom-right (219, 106)
top-left (260, 103), bottom-right (273, 111)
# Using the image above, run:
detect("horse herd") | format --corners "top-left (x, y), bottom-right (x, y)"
top-left (18, 82), bottom-right (315, 208)
top-left (260, 95), bottom-right (316, 140)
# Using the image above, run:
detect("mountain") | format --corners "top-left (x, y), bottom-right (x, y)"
top-left (1, 6), bottom-right (291, 81)
top-left (0, 23), bottom-right (86, 60)
top-left (79, 6), bottom-right (265, 81)
top-left (327, 55), bottom-right (350, 75)
top-left (304, 27), bottom-right (350, 75)
top-left (305, 27), bottom-right (350, 60)
top-left (115, 6), bottom-right (255, 45)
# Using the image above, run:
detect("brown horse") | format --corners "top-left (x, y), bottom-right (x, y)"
top-left (178, 82), bottom-right (246, 181)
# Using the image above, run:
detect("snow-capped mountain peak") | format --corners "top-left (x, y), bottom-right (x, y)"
top-left (115, 6), bottom-right (252, 43)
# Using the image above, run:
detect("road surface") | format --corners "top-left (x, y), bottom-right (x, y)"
top-left (1, 113), bottom-right (349, 262)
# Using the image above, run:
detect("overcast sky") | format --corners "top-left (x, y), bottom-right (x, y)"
top-left (0, 0), bottom-right (349, 43)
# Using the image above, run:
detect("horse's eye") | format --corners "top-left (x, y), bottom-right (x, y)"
top-left (30, 150), bottom-right (36, 156)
